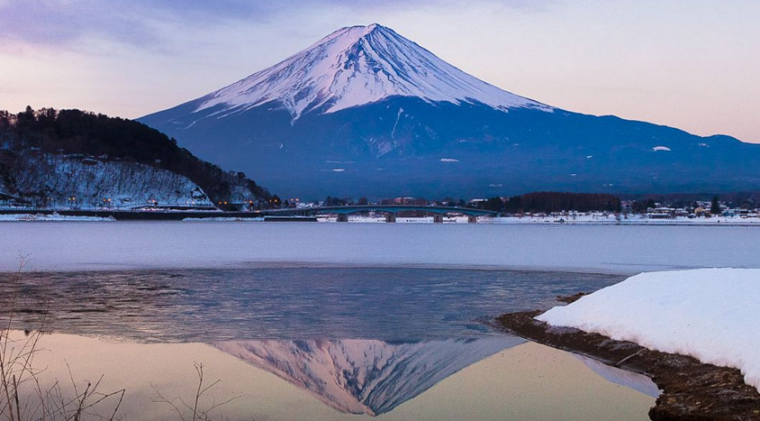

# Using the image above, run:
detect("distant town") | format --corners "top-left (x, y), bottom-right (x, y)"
top-left (3, 189), bottom-right (760, 224)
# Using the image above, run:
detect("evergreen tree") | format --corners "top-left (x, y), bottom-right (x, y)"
top-left (711, 195), bottom-right (722, 215)
top-left (484, 196), bottom-right (504, 212)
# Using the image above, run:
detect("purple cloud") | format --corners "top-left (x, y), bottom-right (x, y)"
top-left (0, 0), bottom-right (551, 49)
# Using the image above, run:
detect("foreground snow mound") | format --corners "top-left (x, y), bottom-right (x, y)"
top-left (537, 269), bottom-right (760, 392)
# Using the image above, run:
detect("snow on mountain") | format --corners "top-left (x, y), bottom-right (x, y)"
top-left (141, 24), bottom-right (760, 199)
top-left (11, 153), bottom-right (212, 209)
top-left (215, 337), bottom-right (520, 415)
top-left (192, 24), bottom-right (551, 121)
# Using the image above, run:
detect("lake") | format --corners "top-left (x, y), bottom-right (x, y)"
top-left (4, 222), bottom-right (752, 420)
top-left (3, 221), bottom-right (760, 273)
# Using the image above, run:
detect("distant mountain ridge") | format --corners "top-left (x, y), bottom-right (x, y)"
top-left (140, 24), bottom-right (760, 199)
top-left (0, 107), bottom-right (271, 208)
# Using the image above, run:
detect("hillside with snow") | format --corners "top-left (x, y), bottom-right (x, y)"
top-left (0, 108), bottom-right (271, 209)
top-left (10, 153), bottom-right (211, 209)
top-left (141, 24), bottom-right (760, 199)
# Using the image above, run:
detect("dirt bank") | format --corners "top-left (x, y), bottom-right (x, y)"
top-left (497, 305), bottom-right (760, 420)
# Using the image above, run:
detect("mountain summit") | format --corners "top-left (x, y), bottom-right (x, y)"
top-left (193, 24), bottom-right (550, 121)
top-left (141, 25), bottom-right (760, 198)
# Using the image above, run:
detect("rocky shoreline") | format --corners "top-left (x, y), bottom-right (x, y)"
top-left (496, 303), bottom-right (760, 420)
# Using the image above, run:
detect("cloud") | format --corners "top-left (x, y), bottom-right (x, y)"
top-left (0, 1), bottom-right (157, 47)
top-left (0, 0), bottom-right (550, 49)
top-left (0, 0), bottom-right (268, 49)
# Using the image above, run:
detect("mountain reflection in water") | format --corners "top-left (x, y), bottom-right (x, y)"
top-left (9, 332), bottom-right (655, 421)
top-left (0, 267), bottom-right (654, 419)
top-left (215, 338), bottom-right (522, 415)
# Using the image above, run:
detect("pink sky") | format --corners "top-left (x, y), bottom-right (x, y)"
top-left (1, 0), bottom-right (758, 143)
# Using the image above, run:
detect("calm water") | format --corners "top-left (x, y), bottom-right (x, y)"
top-left (2, 268), bottom-right (623, 342)
top-left (0, 222), bottom-right (705, 420)
top-left (1, 267), bottom-right (654, 420)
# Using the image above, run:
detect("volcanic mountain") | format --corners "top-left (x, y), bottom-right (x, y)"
top-left (140, 24), bottom-right (760, 199)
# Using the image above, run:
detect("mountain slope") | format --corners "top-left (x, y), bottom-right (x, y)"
top-left (188, 24), bottom-right (549, 122)
top-left (0, 107), bottom-right (272, 208)
top-left (8, 153), bottom-right (211, 209)
top-left (141, 24), bottom-right (760, 199)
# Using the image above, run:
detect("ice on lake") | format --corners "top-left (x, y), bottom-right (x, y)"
top-left (2, 221), bottom-right (760, 274)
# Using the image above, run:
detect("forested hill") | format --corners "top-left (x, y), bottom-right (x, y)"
top-left (0, 107), bottom-right (272, 208)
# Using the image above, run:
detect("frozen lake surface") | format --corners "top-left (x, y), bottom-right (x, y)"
top-left (2, 221), bottom-right (760, 273)
top-left (0, 221), bottom-right (672, 419)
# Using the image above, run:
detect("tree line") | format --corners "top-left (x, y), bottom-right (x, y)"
top-left (0, 107), bottom-right (272, 205)
top-left (479, 192), bottom-right (622, 213)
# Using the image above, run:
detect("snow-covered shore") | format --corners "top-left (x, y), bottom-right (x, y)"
top-left (3, 211), bottom-right (760, 225)
top-left (537, 269), bottom-right (760, 392)
top-left (182, 217), bottom-right (264, 222)
top-left (317, 215), bottom-right (760, 225)
top-left (484, 215), bottom-right (760, 226)
top-left (0, 213), bottom-right (114, 222)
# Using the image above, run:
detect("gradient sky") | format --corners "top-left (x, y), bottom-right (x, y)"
top-left (1, 0), bottom-right (758, 142)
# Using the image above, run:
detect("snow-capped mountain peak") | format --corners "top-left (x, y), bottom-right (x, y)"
top-left (194, 24), bottom-right (551, 120)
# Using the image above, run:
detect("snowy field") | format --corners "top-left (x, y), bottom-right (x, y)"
top-left (485, 215), bottom-right (760, 226)
top-left (318, 216), bottom-right (471, 223)
top-left (3, 213), bottom-right (760, 225)
top-left (2, 222), bottom-right (760, 273)
top-left (538, 269), bottom-right (760, 392)
top-left (0, 213), bottom-right (113, 222)
top-left (319, 215), bottom-right (760, 225)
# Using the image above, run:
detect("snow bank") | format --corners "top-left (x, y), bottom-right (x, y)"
top-left (484, 215), bottom-right (760, 226)
top-left (0, 213), bottom-right (114, 222)
top-left (182, 217), bottom-right (264, 222)
top-left (537, 269), bottom-right (760, 391)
